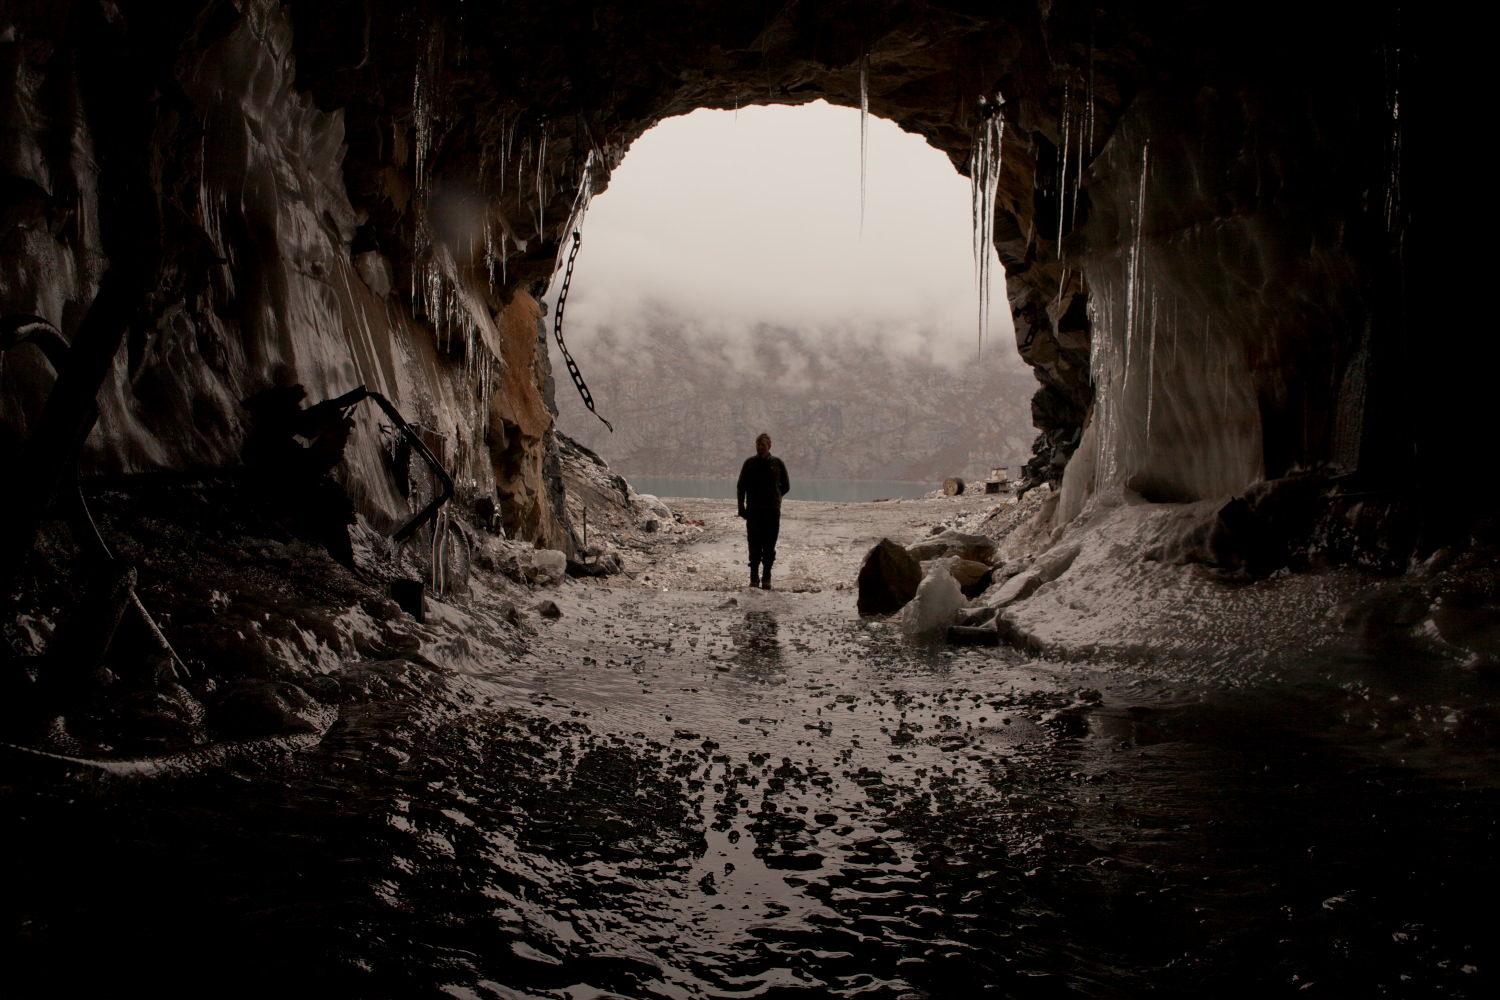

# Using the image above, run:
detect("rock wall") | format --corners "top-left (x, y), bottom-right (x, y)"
top-left (2, 1), bottom-right (1446, 578)
top-left (1, 0), bottom-right (572, 565)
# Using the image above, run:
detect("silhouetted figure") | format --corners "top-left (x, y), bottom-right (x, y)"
top-left (241, 382), bottom-right (356, 567)
top-left (736, 432), bottom-right (790, 589)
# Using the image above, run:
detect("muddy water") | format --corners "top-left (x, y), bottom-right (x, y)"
top-left (7, 501), bottom-right (1499, 998)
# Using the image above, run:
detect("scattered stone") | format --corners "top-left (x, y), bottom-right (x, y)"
top-left (371, 745), bottom-right (411, 768)
top-left (1032, 541), bottom-right (1081, 583)
top-left (522, 548), bottom-right (568, 584)
top-left (494, 601), bottom-right (525, 627)
top-left (567, 553), bottom-right (621, 578)
top-left (109, 683), bottom-right (208, 749)
top-left (956, 606), bottom-right (998, 627)
top-left (990, 569), bottom-right (1043, 607)
top-left (214, 680), bottom-right (331, 738)
top-left (856, 539), bottom-right (923, 615)
top-left (947, 625), bottom-right (1000, 646)
top-left (946, 558), bottom-right (993, 596)
top-left (536, 600), bottom-right (563, 619)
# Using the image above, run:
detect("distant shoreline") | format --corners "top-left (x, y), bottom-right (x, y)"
top-left (624, 474), bottom-right (1006, 504)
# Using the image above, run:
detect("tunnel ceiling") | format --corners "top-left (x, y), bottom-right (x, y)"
top-left (4, 0), bottom-right (1454, 568)
top-left (281, 0), bottom-right (1402, 480)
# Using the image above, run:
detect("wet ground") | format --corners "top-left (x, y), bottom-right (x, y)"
top-left (6, 496), bottom-right (1500, 998)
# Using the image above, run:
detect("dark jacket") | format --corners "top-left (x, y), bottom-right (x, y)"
top-left (737, 454), bottom-right (790, 512)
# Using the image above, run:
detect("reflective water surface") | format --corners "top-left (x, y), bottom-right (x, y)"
top-left (7, 586), bottom-right (1498, 998)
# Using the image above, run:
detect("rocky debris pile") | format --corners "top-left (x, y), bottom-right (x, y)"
top-left (556, 432), bottom-right (704, 574)
top-left (0, 471), bottom-right (550, 777)
top-left (855, 488), bottom-right (1052, 639)
top-left (933, 483), bottom-right (1500, 673)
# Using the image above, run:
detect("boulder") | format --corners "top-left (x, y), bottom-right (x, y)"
top-left (522, 547), bottom-right (568, 584)
top-left (857, 538), bottom-right (923, 615)
top-left (947, 558), bottom-right (994, 597)
top-left (906, 530), bottom-right (999, 565)
top-left (990, 569), bottom-right (1043, 607)
top-left (956, 606), bottom-right (998, 627)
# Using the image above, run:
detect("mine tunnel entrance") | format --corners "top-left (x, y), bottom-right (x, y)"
top-left (547, 100), bottom-right (1033, 495)
top-left (7, 5), bottom-right (1494, 995)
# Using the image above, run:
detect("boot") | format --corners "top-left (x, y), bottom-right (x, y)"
top-left (760, 566), bottom-right (772, 590)
top-left (749, 563), bottom-right (760, 588)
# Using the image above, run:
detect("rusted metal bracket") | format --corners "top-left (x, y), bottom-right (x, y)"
top-left (314, 385), bottom-right (454, 542)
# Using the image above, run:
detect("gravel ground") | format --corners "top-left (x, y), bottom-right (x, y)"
top-left (614, 489), bottom-right (1039, 595)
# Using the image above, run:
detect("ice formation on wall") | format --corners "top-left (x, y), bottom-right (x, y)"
top-left (969, 93), bottom-right (1005, 353)
top-left (1068, 112), bottom-right (1274, 513)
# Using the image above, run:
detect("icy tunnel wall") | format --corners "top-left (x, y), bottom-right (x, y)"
top-left (2, 0), bottom-right (1436, 567)
top-left (1049, 13), bottom-right (1406, 525)
top-left (1, 0), bottom-right (569, 549)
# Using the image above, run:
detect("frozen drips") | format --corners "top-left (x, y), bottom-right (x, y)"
top-left (535, 123), bottom-right (548, 240)
top-left (969, 93), bottom-right (1005, 354)
top-left (1082, 135), bottom-right (1263, 507)
top-left (1057, 79), bottom-right (1070, 259)
top-left (551, 150), bottom-right (597, 279)
top-left (1122, 140), bottom-right (1149, 394)
top-left (859, 54), bottom-right (869, 236)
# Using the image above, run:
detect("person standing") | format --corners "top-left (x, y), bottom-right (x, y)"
top-left (737, 432), bottom-right (791, 589)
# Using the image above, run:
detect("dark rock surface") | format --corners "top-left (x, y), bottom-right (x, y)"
top-left (856, 537), bottom-right (923, 615)
top-left (2, 0), bottom-right (1455, 572)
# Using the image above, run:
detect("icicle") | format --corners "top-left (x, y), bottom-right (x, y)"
top-left (1086, 32), bottom-right (1096, 158)
top-left (482, 214), bottom-right (495, 278)
top-left (1122, 140), bottom-right (1150, 392)
top-left (413, 72), bottom-right (430, 193)
top-left (1057, 79), bottom-right (1070, 259)
top-left (535, 124), bottom-right (548, 240)
top-left (859, 54), bottom-right (870, 236)
top-left (518, 135), bottom-right (528, 204)
top-left (969, 92), bottom-right (1005, 354)
top-left (1385, 43), bottom-right (1402, 235)
top-left (430, 508), bottom-right (448, 596)
top-left (549, 150), bottom-right (596, 278)
top-left (1145, 292), bottom-right (1158, 444)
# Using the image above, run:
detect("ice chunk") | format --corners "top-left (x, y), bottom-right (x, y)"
top-left (901, 558), bottom-right (966, 636)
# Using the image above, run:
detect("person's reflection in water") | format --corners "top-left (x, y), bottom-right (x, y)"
top-left (729, 610), bottom-right (783, 679)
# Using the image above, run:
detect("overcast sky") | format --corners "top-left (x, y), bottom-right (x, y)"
top-left (551, 101), bottom-right (1020, 370)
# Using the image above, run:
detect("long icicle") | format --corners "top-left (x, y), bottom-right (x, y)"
top-left (1057, 79), bottom-right (1070, 259)
top-left (970, 93), bottom-right (1005, 355)
top-left (859, 54), bottom-right (870, 236)
top-left (1123, 140), bottom-right (1150, 394)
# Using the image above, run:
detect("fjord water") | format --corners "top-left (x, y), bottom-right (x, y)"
top-left (630, 476), bottom-right (938, 503)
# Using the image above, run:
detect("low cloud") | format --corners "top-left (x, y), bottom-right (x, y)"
top-left (550, 102), bottom-right (1023, 374)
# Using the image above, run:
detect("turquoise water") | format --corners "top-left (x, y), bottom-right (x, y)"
top-left (629, 475), bottom-right (934, 502)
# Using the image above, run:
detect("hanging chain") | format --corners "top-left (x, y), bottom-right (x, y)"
top-left (552, 230), bottom-right (612, 432)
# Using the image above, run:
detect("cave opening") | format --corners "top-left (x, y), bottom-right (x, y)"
top-left (547, 100), bottom-right (1032, 493)
top-left (6, 8), bottom-right (1498, 996)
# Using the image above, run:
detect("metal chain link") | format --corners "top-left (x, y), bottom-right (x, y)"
top-left (552, 231), bottom-right (612, 432)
